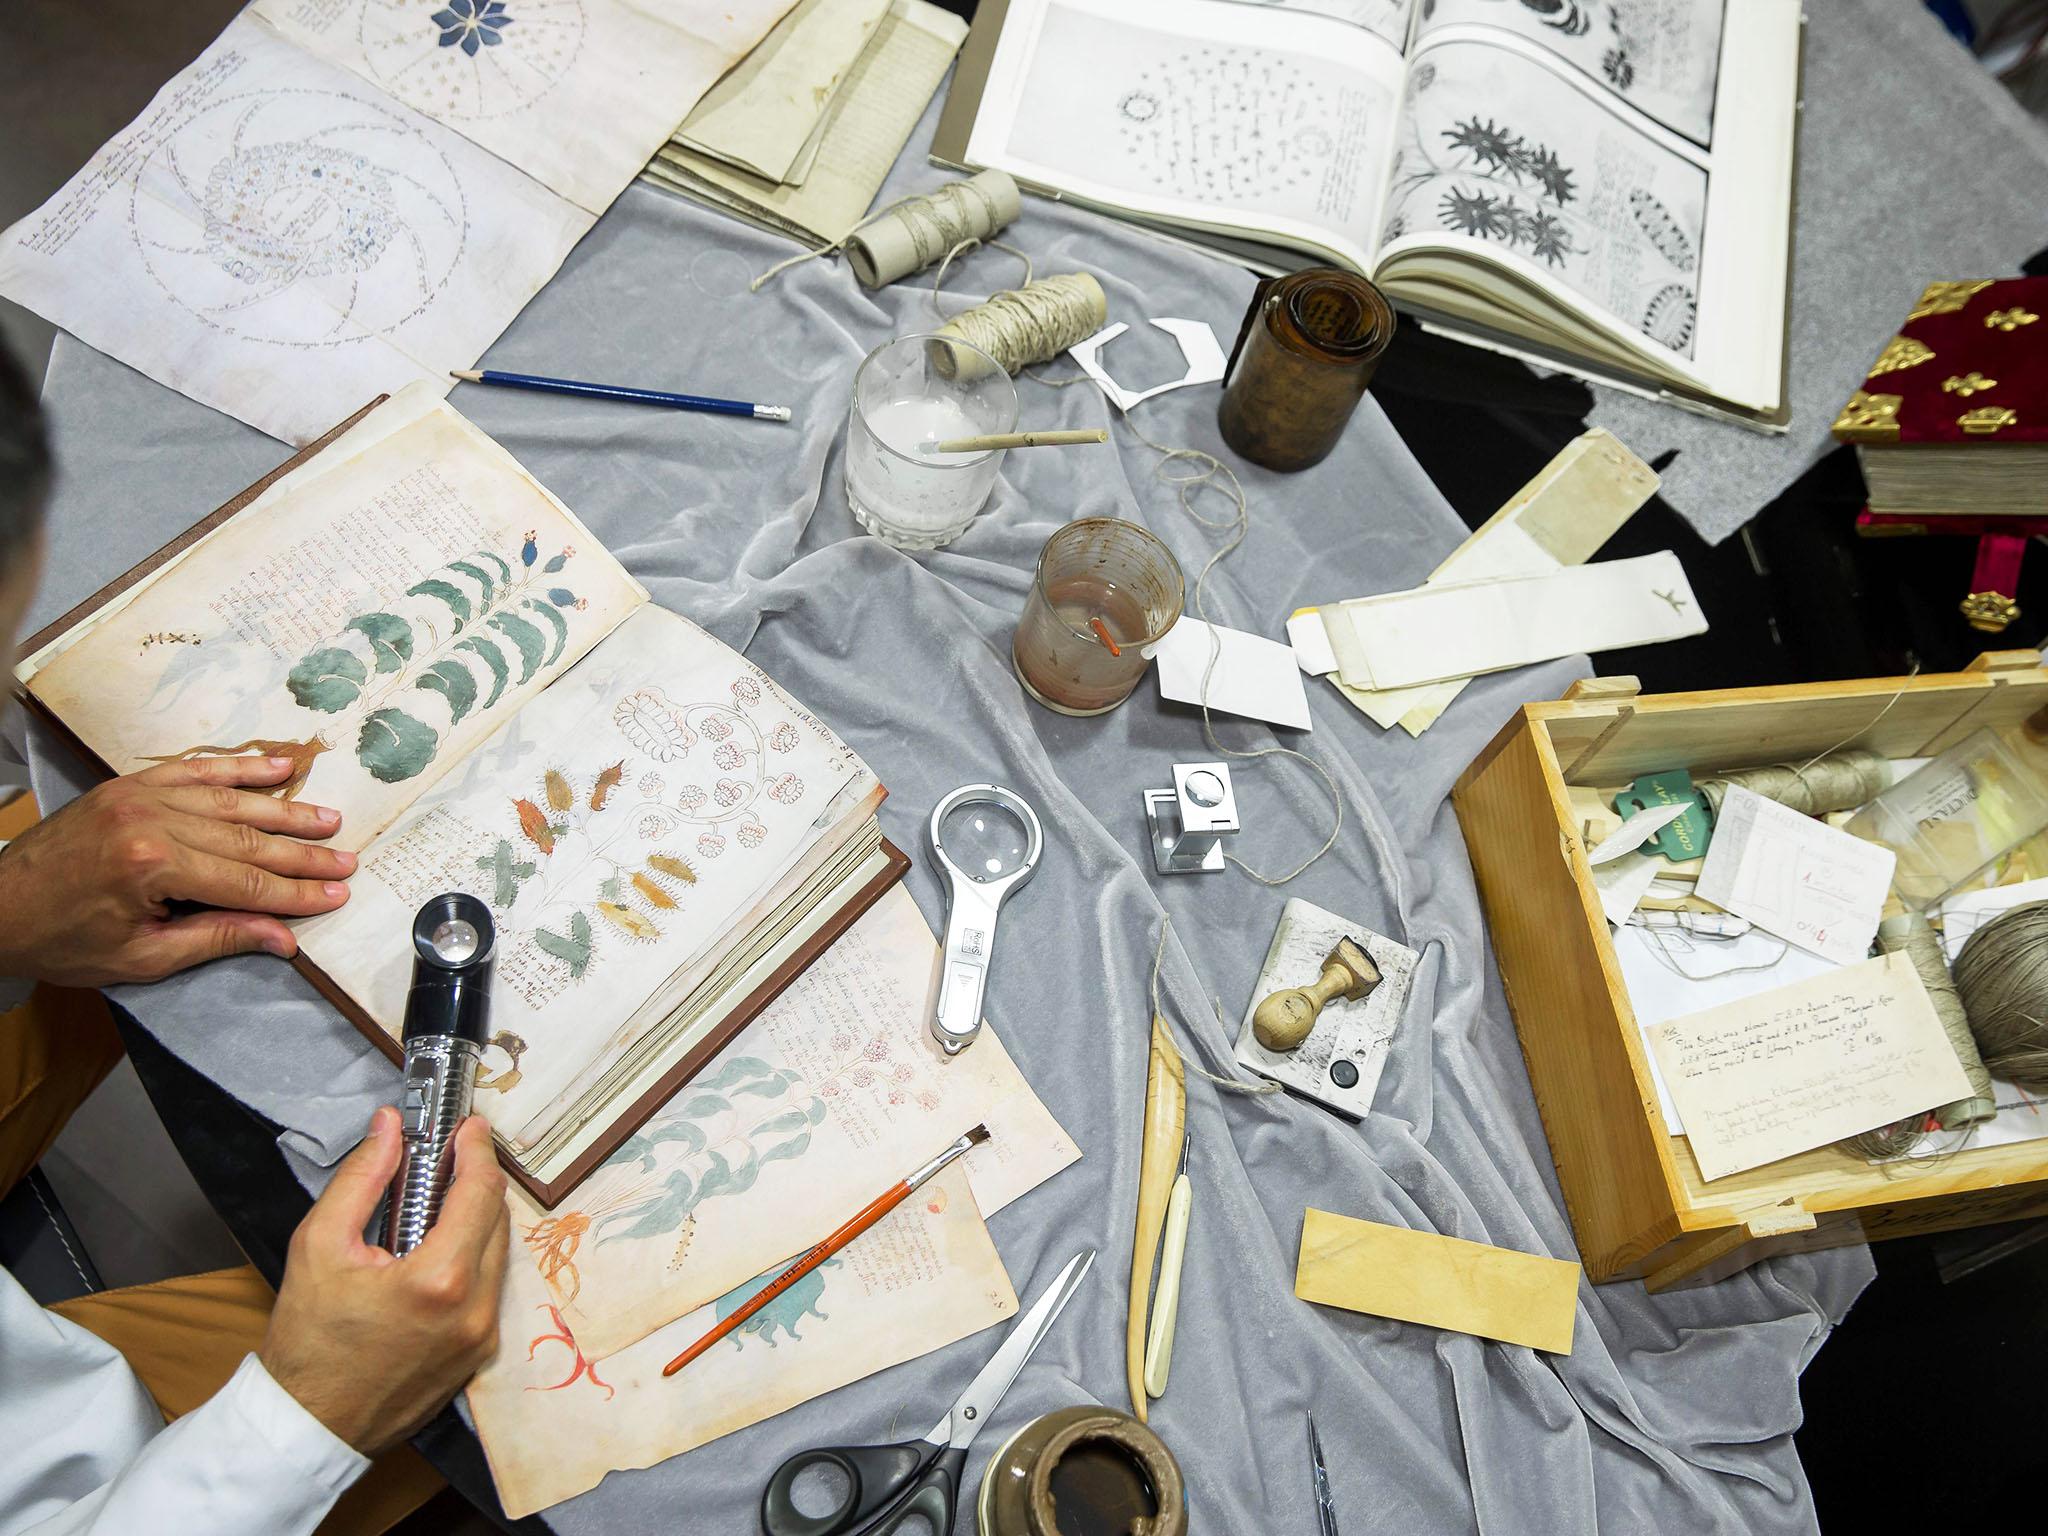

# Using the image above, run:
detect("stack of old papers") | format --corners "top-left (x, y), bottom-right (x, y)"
top-left (641, 0), bottom-right (969, 247)
top-left (466, 884), bottom-right (1079, 1517)
top-left (1288, 430), bottom-right (1682, 738)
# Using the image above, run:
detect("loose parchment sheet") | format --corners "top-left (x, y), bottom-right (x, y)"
top-left (0, 0), bottom-right (796, 444)
top-left (21, 83), bottom-right (1870, 1536)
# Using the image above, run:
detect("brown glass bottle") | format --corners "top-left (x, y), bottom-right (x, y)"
top-left (1217, 268), bottom-right (1395, 472)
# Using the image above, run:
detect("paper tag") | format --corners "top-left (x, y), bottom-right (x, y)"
top-left (1155, 616), bottom-right (1312, 731)
top-left (1613, 770), bottom-right (1711, 861)
top-left (1694, 786), bottom-right (1896, 966)
top-left (1647, 951), bottom-right (1970, 1182)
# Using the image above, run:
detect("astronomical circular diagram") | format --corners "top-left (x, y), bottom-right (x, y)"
top-left (1113, 50), bottom-right (1333, 205)
top-left (130, 88), bottom-right (466, 347)
top-left (358, 0), bottom-right (586, 121)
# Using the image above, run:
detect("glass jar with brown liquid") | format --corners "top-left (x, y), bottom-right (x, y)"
top-left (1217, 268), bottom-right (1395, 472)
top-left (1012, 518), bottom-right (1184, 716)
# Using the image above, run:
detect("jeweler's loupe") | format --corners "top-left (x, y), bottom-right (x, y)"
top-left (926, 783), bottom-right (1044, 1055)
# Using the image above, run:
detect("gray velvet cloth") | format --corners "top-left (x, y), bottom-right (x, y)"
top-left (18, 85), bottom-right (1871, 1536)
top-left (1589, 0), bottom-right (2048, 543)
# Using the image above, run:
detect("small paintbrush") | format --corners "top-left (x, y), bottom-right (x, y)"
top-left (662, 1124), bottom-right (991, 1377)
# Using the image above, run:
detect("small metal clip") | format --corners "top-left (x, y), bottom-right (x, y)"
top-left (1143, 762), bottom-right (1239, 874)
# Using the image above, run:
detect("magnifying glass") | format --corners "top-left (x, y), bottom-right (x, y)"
top-left (926, 783), bottom-right (1044, 1055)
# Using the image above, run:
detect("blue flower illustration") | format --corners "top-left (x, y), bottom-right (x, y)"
top-left (432, 0), bottom-right (514, 56)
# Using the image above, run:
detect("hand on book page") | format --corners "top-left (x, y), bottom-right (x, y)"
top-left (292, 607), bottom-right (869, 1152)
top-left (469, 1165), bottom-right (1016, 1520)
top-left (511, 883), bottom-right (1078, 1361)
top-left (25, 406), bottom-right (645, 852)
top-left (0, 755), bottom-right (353, 986)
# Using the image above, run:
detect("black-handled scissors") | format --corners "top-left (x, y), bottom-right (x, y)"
top-left (761, 1250), bottom-right (1095, 1536)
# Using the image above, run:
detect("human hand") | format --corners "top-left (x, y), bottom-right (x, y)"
top-left (0, 755), bottom-right (352, 986)
top-left (260, 1107), bottom-right (510, 1457)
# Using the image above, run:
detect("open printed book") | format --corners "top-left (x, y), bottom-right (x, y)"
top-left (16, 385), bottom-right (905, 1203)
top-left (936, 0), bottom-right (1799, 424)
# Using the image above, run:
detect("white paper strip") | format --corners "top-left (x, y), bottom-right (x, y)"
top-left (1327, 552), bottom-right (1707, 692)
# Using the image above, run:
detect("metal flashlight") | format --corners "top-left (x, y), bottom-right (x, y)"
top-left (382, 892), bottom-right (496, 1257)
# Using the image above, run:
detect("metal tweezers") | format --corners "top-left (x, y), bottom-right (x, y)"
top-left (1308, 1411), bottom-right (1340, 1536)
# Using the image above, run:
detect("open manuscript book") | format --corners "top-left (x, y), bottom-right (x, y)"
top-left (16, 386), bottom-right (904, 1204)
top-left (936, 0), bottom-right (1799, 424)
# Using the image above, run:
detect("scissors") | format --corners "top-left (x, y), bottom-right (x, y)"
top-left (1308, 1411), bottom-right (1340, 1536)
top-left (761, 1250), bottom-right (1094, 1536)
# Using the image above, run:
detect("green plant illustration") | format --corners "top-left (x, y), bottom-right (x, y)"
top-left (284, 531), bottom-right (586, 784)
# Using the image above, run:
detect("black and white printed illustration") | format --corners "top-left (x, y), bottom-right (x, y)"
top-left (358, 0), bottom-right (588, 121)
top-left (1417, 0), bottom-right (1724, 145)
top-left (1232, 0), bottom-right (1413, 49)
top-left (1382, 41), bottom-right (1704, 355)
top-left (131, 86), bottom-right (467, 345)
top-left (1003, 3), bottom-right (1392, 254)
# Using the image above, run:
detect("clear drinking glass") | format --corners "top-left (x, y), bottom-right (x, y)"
top-left (845, 334), bottom-right (1019, 550)
top-left (1012, 518), bottom-right (1185, 716)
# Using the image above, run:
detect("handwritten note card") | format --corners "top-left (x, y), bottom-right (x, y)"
top-left (1695, 786), bottom-right (1896, 965)
top-left (1646, 952), bottom-right (1971, 1181)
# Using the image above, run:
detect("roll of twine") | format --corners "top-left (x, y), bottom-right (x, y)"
top-left (929, 273), bottom-right (1107, 378)
top-left (1843, 909), bottom-right (1998, 1159)
top-left (1954, 901), bottom-right (2048, 1092)
top-left (1697, 749), bottom-right (1892, 818)
top-left (751, 170), bottom-right (1023, 290)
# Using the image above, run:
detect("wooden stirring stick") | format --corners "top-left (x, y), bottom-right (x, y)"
top-left (929, 428), bottom-right (1109, 453)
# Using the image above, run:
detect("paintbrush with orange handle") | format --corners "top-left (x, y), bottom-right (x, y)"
top-left (662, 1125), bottom-right (991, 1377)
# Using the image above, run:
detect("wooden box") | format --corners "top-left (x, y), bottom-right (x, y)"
top-left (1452, 653), bottom-right (2048, 1290)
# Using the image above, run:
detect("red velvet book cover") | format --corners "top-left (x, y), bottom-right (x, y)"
top-left (1832, 277), bottom-right (2044, 445)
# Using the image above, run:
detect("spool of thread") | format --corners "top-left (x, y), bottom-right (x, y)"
top-left (928, 273), bottom-right (1108, 383)
top-left (977, 1406), bottom-right (1187, 1536)
top-left (1696, 750), bottom-right (1892, 818)
top-left (844, 170), bottom-right (1022, 289)
top-left (1955, 901), bottom-right (2048, 1092)
top-left (1889, 909), bottom-right (1996, 1125)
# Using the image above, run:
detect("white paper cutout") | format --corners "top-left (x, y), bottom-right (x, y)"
top-left (1067, 319), bottom-right (1228, 410)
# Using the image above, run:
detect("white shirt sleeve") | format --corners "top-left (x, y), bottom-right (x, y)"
top-left (12, 1352), bottom-right (370, 1536)
top-left (0, 1210), bottom-right (374, 1536)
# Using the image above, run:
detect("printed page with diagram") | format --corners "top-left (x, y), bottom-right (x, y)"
top-left (292, 604), bottom-right (875, 1162)
top-left (1372, 0), bottom-right (1798, 416)
top-left (956, 0), bottom-right (1408, 271)
top-left (21, 394), bottom-right (647, 851)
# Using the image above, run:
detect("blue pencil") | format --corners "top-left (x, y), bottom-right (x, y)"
top-left (449, 368), bottom-right (792, 422)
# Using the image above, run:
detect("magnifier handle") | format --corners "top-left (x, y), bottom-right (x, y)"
top-left (935, 883), bottom-right (1004, 1055)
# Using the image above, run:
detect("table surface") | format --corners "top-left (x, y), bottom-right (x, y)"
top-left (20, 81), bottom-right (1874, 1536)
